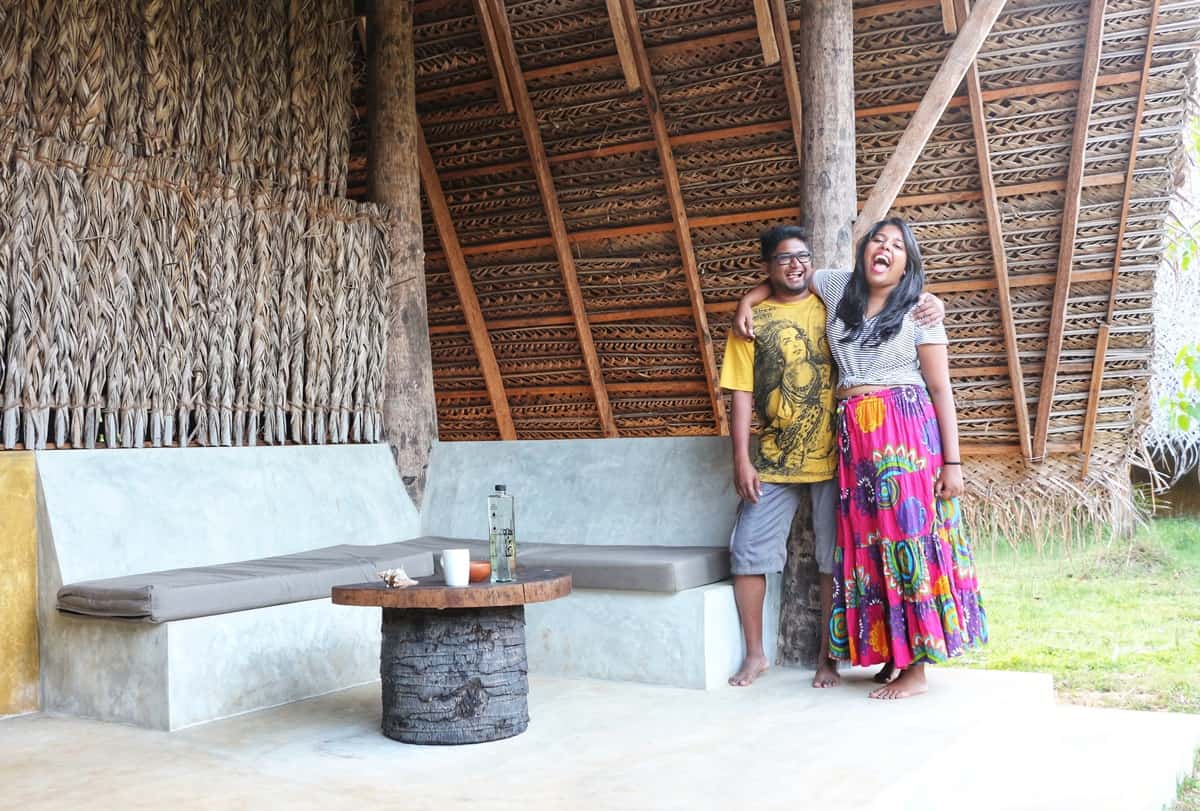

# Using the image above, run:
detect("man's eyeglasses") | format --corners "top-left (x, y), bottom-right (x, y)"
top-left (771, 251), bottom-right (812, 266)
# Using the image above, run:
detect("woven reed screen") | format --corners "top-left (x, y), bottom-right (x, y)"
top-left (0, 0), bottom-right (394, 451)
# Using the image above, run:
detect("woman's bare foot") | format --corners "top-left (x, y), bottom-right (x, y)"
top-left (728, 655), bottom-right (770, 686)
top-left (872, 661), bottom-right (897, 684)
top-left (868, 665), bottom-right (927, 700)
top-left (811, 658), bottom-right (841, 688)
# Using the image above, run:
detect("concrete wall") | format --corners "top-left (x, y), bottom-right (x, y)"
top-left (422, 437), bottom-right (738, 546)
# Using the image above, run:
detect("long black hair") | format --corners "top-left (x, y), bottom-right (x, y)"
top-left (835, 217), bottom-right (924, 347)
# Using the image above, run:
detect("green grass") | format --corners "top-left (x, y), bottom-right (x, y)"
top-left (959, 517), bottom-right (1200, 713)
top-left (1177, 752), bottom-right (1200, 811)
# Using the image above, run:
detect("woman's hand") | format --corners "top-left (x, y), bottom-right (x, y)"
top-left (934, 464), bottom-right (964, 499)
top-left (733, 299), bottom-right (756, 340)
top-left (734, 458), bottom-right (762, 503)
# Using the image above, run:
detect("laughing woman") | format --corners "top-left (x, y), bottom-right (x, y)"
top-left (734, 218), bottom-right (987, 699)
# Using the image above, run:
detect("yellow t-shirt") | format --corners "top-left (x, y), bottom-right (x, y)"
top-left (718, 297), bottom-right (837, 483)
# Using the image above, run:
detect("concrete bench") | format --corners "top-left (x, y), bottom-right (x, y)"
top-left (39, 436), bottom-right (777, 730)
top-left (39, 444), bottom-right (423, 730)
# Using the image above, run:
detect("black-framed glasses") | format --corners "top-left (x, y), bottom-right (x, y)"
top-left (771, 251), bottom-right (811, 266)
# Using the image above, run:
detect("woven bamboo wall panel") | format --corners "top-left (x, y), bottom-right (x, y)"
top-left (0, 0), bottom-right (354, 197)
top-left (0, 128), bottom-right (392, 451)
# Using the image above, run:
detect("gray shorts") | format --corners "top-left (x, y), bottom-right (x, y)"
top-left (729, 479), bottom-right (838, 576)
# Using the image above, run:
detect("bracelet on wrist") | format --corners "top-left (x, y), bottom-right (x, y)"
top-left (943, 461), bottom-right (962, 465)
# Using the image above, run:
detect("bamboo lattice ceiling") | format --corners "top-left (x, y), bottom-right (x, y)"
top-left (349, 0), bottom-right (1200, 464)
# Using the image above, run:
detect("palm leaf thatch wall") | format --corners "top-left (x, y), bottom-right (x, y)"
top-left (0, 0), bottom-right (393, 451)
top-left (358, 0), bottom-right (1200, 534)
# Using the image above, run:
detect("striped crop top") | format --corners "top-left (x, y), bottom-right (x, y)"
top-left (811, 269), bottom-right (947, 390)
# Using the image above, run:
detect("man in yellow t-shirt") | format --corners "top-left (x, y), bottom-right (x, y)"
top-left (718, 224), bottom-right (840, 689)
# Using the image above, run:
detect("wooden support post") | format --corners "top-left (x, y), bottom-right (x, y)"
top-left (1033, 0), bottom-right (1107, 461)
top-left (484, 0), bottom-right (618, 437)
top-left (612, 0), bottom-right (727, 435)
top-left (854, 0), bottom-right (1006, 242)
top-left (769, 0), bottom-right (803, 172)
top-left (776, 0), bottom-right (856, 670)
top-left (417, 129), bottom-right (516, 439)
top-left (1081, 0), bottom-right (1159, 476)
top-left (753, 0), bottom-right (781, 65)
top-left (955, 0), bottom-right (1032, 462)
top-left (366, 0), bottom-right (438, 504)
top-left (472, 0), bottom-right (515, 113)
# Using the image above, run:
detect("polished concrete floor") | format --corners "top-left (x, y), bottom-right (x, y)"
top-left (3, 667), bottom-right (1198, 811)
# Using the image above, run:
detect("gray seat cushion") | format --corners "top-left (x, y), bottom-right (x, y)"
top-left (56, 542), bottom-right (434, 623)
top-left (519, 544), bottom-right (730, 592)
top-left (404, 536), bottom-right (729, 592)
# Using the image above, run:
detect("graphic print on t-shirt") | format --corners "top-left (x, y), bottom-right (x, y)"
top-left (751, 308), bottom-right (835, 479)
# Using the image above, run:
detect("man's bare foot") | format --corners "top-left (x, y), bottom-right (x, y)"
top-left (728, 655), bottom-right (770, 686)
top-left (868, 666), bottom-right (927, 700)
top-left (872, 661), bottom-right (897, 684)
top-left (811, 659), bottom-right (841, 688)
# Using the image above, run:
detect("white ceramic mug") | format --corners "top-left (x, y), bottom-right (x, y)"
top-left (440, 548), bottom-right (470, 587)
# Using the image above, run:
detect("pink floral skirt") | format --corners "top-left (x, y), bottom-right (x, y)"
top-left (828, 385), bottom-right (987, 668)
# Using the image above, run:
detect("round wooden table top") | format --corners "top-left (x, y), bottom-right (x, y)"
top-left (331, 568), bottom-right (571, 610)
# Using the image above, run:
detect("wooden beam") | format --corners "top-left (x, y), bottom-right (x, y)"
top-left (418, 128), bottom-right (516, 439)
top-left (483, 0), bottom-right (618, 436)
top-left (438, 380), bottom-right (712, 402)
top-left (432, 171), bottom-right (1128, 259)
top-left (753, 0), bottom-right (781, 65)
top-left (769, 0), bottom-right (804, 171)
top-left (955, 0), bottom-right (1032, 461)
top-left (1081, 0), bottom-right (1160, 477)
top-left (604, 0), bottom-right (640, 91)
top-left (428, 71), bottom-right (1143, 183)
top-left (427, 268), bottom-right (1119, 337)
top-left (615, 0), bottom-right (728, 434)
top-left (940, 0), bottom-right (958, 33)
top-left (472, 0), bottom-right (514, 113)
top-left (854, 0), bottom-right (1006, 241)
top-left (1033, 0), bottom-right (1107, 461)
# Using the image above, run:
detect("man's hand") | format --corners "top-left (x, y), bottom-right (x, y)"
top-left (914, 292), bottom-right (946, 327)
top-left (734, 458), bottom-right (762, 503)
top-left (733, 300), bottom-right (755, 340)
top-left (934, 464), bottom-right (963, 499)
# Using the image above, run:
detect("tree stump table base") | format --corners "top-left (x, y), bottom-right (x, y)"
top-left (380, 605), bottom-right (529, 744)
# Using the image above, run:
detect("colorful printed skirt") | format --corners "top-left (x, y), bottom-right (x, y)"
top-left (828, 385), bottom-right (987, 669)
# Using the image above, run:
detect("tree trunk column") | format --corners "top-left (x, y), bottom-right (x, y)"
top-left (778, 0), bottom-right (855, 668)
top-left (367, 0), bottom-right (438, 506)
top-left (380, 606), bottom-right (530, 745)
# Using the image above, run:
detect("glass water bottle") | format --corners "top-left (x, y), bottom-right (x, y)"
top-left (488, 484), bottom-right (516, 582)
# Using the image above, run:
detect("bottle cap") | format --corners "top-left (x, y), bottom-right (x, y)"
top-left (494, 484), bottom-right (506, 492)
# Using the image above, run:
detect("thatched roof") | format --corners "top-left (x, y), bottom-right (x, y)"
top-left (358, 0), bottom-right (1200, 479)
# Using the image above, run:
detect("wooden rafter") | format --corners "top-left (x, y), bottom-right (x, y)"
top-left (940, 0), bottom-right (958, 33)
top-left (483, 0), bottom-right (618, 437)
top-left (417, 128), bottom-right (516, 439)
top-left (1032, 0), bottom-right (1107, 461)
top-left (472, 0), bottom-right (514, 113)
top-left (608, 0), bottom-right (727, 434)
top-left (768, 0), bottom-right (803, 170)
top-left (428, 267), bottom-right (1122, 337)
top-left (954, 0), bottom-right (1033, 461)
top-left (605, 0), bottom-right (641, 91)
top-left (855, 0), bottom-right (1006, 241)
top-left (752, 0), bottom-right (781, 65)
top-left (1081, 0), bottom-right (1160, 476)
top-left (402, 72), bottom-right (1143, 187)
top-left (423, 171), bottom-right (1129, 260)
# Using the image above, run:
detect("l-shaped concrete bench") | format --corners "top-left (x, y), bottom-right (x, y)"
top-left (39, 438), bottom-right (780, 730)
